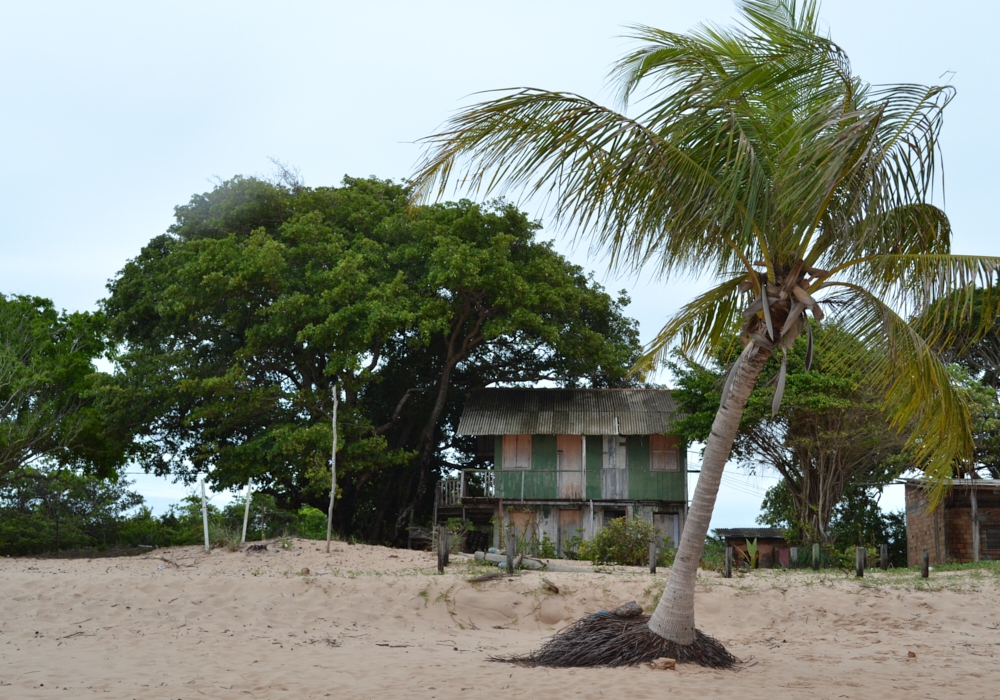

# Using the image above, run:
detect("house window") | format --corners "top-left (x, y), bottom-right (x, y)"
top-left (650, 434), bottom-right (680, 472)
top-left (602, 435), bottom-right (627, 470)
top-left (502, 434), bottom-right (531, 470)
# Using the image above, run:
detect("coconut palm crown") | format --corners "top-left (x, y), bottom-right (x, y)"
top-left (413, 0), bottom-right (1000, 647)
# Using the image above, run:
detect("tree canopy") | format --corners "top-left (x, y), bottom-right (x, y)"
top-left (0, 295), bottom-right (126, 483)
top-left (670, 325), bottom-right (909, 543)
top-left (104, 176), bottom-right (640, 542)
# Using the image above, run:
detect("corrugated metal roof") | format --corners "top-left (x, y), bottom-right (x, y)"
top-left (714, 528), bottom-right (787, 540)
top-left (456, 388), bottom-right (680, 436)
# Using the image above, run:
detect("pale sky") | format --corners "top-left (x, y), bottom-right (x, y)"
top-left (2, 1), bottom-right (997, 525)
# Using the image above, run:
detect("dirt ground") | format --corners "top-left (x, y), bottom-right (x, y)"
top-left (2, 540), bottom-right (998, 699)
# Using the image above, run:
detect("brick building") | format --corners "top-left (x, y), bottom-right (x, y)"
top-left (904, 479), bottom-right (1000, 566)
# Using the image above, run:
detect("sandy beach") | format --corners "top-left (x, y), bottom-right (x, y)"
top-left (1, 540), bottom-right (998, 699)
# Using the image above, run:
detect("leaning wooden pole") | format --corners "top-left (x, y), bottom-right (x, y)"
top-left (199, 477), bottom-right (210, 553)
top-left (326, 385), bottom-right (339, 554)
top-left (241, 482), bottom-right (252, 544)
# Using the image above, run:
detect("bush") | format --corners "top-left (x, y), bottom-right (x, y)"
top-left (700, 534), bottom-right (726, 571)
top-left (579, 517), bottom-right (663, 566)
top-left (295, 506), bottom-right (329, 540)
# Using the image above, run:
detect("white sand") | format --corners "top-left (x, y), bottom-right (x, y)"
top-left (2, 540), bottom-right (998, 699)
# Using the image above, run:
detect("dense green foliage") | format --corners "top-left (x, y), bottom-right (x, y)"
top-left (0, 295), bottom-right (128, 483)
top-left (579, 517), bottom-right (674, 567)
top-left (756, 480), bottom-right (907, 566)
top-left (0, 473), bottom-right (337, 557)
top-left (670, 325), bottom-right (908, 543)
top-left (103, 176), bottom-right (641, 544)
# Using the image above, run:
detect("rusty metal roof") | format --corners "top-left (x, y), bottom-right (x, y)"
top-left (714, 528), bottom-right (787, 541)
top-left (456, 388), bottom-right (680, 436)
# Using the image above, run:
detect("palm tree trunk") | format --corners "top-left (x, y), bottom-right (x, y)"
top-left (648, 345), bottom-right (770, 644)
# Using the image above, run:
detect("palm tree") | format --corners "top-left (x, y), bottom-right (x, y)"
top-left (413, 0), bottom-right (1000, 647)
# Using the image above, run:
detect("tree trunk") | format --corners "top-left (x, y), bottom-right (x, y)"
top-left (647, 345), bottom-right (770, 644)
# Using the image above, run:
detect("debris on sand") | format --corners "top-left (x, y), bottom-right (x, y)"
top-left (495, 606), bottom-right (739, 669)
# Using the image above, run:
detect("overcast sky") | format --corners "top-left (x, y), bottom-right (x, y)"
top-left (2, 1), bottom-right (996, 525)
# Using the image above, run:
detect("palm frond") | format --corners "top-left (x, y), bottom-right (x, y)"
top-left (821, 254), bottom-right (1000, 347)
top-left (636, 276), bottom-right (747, 374)
top-left (822, 282), bottom-right (974, 504)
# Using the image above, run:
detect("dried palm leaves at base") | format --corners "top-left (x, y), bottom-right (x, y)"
top-left (494, 607), bottom-right (739, 670)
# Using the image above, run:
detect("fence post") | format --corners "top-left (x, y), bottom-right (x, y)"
top-left (880, 544), bottom-right (888, 571)
top-left (444, 531), bottom-right (451, 567)
top-left (506, 525), bottom-right (516, 573)
top-left (437, 525), bottom-right (448, 574)
top-left (855, 546), bottom-right (864, 578)
top-left (921, 549), bottom-right (929, 578)
top-left (789, 546), bottom-right (798, 569)
top-left (812, 543), bottom-right (820, 571)
top-left (724, 546), bottom-right (733, 579)
top-left (649, 541), bottom-right (657, 574)
top-left (240, 482), bottom-right (252, 544)
top-left (199, 477), bottom-right (210, 553)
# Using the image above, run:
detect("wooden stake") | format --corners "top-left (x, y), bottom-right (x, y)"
top-left (812, 543), bottom-right (820, 571)
top-left (790, 546), bottom-right (798, 569)
top-left (649, 540), bottom-right (657, 574)
top-left (856, 546), bottom-right (864, 578)
top-left (506, 526), bottom-right (516, 573)
top-left (325, 386), bottom-right (339, 554)
top-left (437, 526), bottom-right (446, 574)
top-left (240, 482), bottom-right (252, 544)
top-left (724, 546), bottom-right (732, 578)
top-left (921, 549), bottom-right (929, 578)
top-left (199, 477), bottom-right (210, 553)
top-left (880, 544), bottom-right (888, 571)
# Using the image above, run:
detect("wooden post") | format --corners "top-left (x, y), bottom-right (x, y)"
top-left (812, 543), bottom-right (820, 571)
top-left (199, 477), bottom-right (210, 553)
top-left (649, 540), bottom-right (657, 574)
top-left (724, 546), bottom-right (733, 578)
top-left (789, 546), bottom-right (798, 569)
top-left (880, 544), bottom-right (888, 571)
top-left (444, 530), bottom-right (451, 567)
top-left (240, 482), bottom-right (252, 544)
top-left (856, 546), bottom-right (864, 577)
top-left (437, 526), bottom-right (446, 573)
top-left (921, 549), bottom-right (929, 578)
top-left (506, 525), bottom-right (516, 573)
top-left (325, 386), bottom-right (339, 554)
top-left (971, 486), bottom-right (980, 563)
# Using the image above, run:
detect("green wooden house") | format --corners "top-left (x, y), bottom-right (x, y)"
top-left (438, 388), bottom-right (688, 556)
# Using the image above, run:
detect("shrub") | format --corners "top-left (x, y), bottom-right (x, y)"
top-left (295, 505), bottom-right (329, 540)
top-left (699, 534), bottom-right (726, 571)
top-left (579, 517), bottom-right (662, 567)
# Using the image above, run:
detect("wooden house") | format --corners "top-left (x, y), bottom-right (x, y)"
top-left (434, 388), bottom-right (688, 556)
top-left (905, 478), bottom-right (1000, 566)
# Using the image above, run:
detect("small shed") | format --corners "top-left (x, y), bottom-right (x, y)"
top-left (715, 527), bottom-right (790, 568)
top-left (905, 479), bottom-right (1000, 566)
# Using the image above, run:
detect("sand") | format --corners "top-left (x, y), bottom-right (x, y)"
top-left (2, 540), bottom-right (999, 699)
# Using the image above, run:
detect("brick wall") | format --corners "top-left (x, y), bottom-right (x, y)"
top-left (905, 484), bottom-right (945, 566)
top-left (906, 483), bottom-right (1000, 564)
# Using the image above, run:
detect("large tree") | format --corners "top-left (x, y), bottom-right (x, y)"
top-left (104, 176), bottom-right (639, 542)
top-left (0, 295), bottom-right (126, 483)
top-left (671, 326), bottom-right (908, 544)
top-left (413, 0), bottom-right (999, 649)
